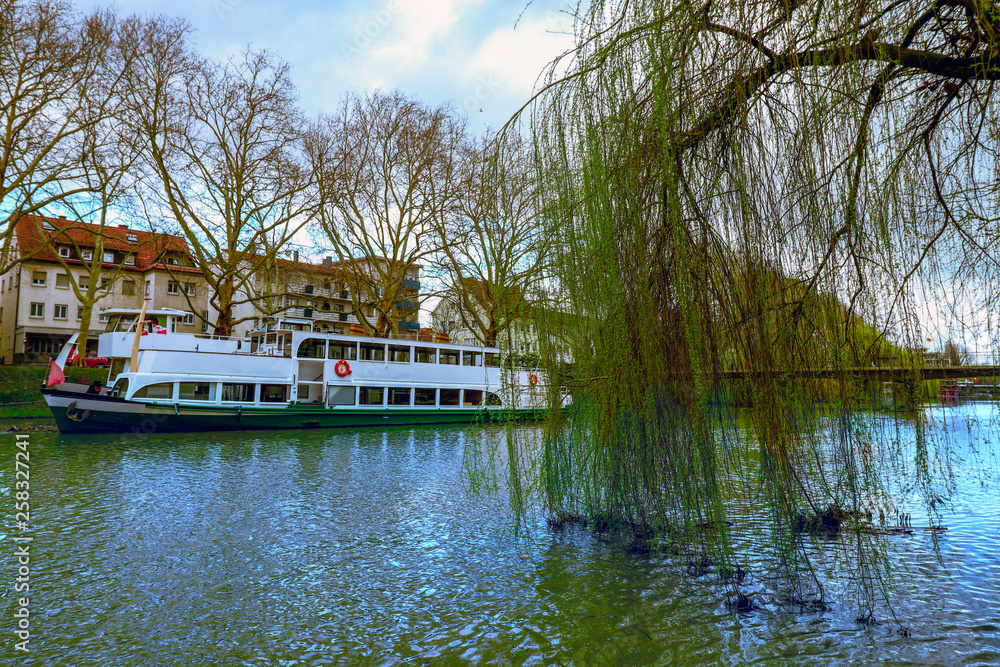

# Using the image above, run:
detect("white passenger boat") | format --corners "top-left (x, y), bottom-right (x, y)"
top-left (40, 306), bottom-right (550, 434)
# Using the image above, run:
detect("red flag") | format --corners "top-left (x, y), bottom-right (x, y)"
top-left (46, 360), bottom-right (65, 387)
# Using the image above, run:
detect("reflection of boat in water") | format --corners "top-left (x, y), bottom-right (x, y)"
top-left (941, 379), bottom-right (980, 401)
top-left (41, 306), bottom-right (552, 434)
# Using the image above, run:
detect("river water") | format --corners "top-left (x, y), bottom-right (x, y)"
top-left (1, 402), bottom-right (999, 665)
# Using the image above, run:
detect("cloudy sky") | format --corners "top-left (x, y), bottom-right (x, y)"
top-left (78, 0), bottom-right (577, 132)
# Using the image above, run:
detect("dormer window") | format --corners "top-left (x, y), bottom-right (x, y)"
top-left (167, 257), bottom-right (179, 266)
top-left (127, 233), bottom-right (138, 243)
top-left (82, 250), bottom-right (92, 261)
top-left (124, 254), bottom-right (135, 266)
top-left (57, 246), bottom-right (70, 258)
top-left (42, 220), bottom-right (55, 231)
top-left (103, 251), bottom-right (114, 263)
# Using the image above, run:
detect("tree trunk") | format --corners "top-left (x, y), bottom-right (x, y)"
top-left (75, 303), bottom-right (95, 364)
top-left (213, 278), bottom-right (234, 337)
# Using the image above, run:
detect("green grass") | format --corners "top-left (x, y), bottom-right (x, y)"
top-left (0, 403), bottom-right (51, 419)
top-left (0, 365), bottom-right (110, 405)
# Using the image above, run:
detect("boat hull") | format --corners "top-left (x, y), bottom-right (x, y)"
top-left (42, 386), bottom-right (545, 434)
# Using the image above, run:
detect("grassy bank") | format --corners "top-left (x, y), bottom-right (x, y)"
top-left (0, 366), bottom-right (110, 419)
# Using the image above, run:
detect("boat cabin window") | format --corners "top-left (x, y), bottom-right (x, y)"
top-left (440, 389), bottom-right (460, 406)
top-left (439, 350), bottom-right (459, 365)
top-left (297, 338), bottom-right (326, 359)
top-left (328, 342), bottom-right (358, 360)
top-left (463, 389), bottom-right (484, 406)
top-left (221, 383), bottom-right (255, 402)
top-left (415, 347), bottom-right (436, 363)
top-left (110, 358), bottom-right (128, 378)
top-left (132, 382), bottom-right (173, 400)
top-left (261, 384), bottom-right (289, 403)
top-left (484, 353), bottom-right (500, 367)
top-left (105, 313), bottom-right (139, 333)
top-left (414, 388), bottom-right (436, 406)
top-left (387, 345), bottom-right (411, 363)
top-left (485, 392), bottom-right (502, 406)
top-left (360, 343), bottom-right (385, 361)
top-left (178, 382), bottom-right (214, 401)
top-left (359, 386), bottom-right (384, 405)
top-left (388, 388), bottom-right (411, 406)
top-left (327, 386), bottom-right (356, 406)
top-left (111, 377), bottom-right (129, 398)
top-left (462, 352), bottom-right (481, 367)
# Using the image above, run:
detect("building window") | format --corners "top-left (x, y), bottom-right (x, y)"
top-left (124, 254), bottom-right (135, 266)
top-left (167, 282), bottom-right (179, 294)
top-left (99, 278), bottom-right (111, 292)
top-left (145, 280), bottom-right (151, 296)
top-left (98, 312), bottom-right (109, 323)
top-left (185, 284), bottom-right (195, 296)
top-left (58, 246), bottom-right (70, 258)
top-left (78, 275), bottom-right (90, 290)
top-left (182, 313), bottom-right (194, 325)
top-left (122, 280), bottom-right (135, 296)
top-left (54, 304), bottom-right (68, 320)
top-left (29, 303), bottom-right (44, 318)
top-left (82, 250), bottom-right (93, 261)
top-left (31, 271), bottom-right (46, 286)
top-left (56, 273), bottom-right (70, 289)
top-left (77, 306), bottom-right (83, 320)
top-left (103, 251), bottom-right (114, 263)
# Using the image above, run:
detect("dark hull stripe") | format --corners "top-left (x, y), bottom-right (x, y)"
top-left (47, 402), bottom-right (547, 434)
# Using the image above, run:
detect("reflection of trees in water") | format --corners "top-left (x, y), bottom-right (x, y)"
top-left (493, 0), bottom-right (1000, 623)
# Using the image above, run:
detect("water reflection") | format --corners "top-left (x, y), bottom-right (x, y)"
top-left (0, 409), bottom-right (997, 665)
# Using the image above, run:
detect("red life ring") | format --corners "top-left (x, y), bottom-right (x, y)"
top-left (334, 359), bottom-right (352, 377)
top-left (529, 373), bottom-right (538, 386)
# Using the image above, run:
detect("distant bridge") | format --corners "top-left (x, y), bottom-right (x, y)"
top-left (715, 366), bottom-right (1000, 382)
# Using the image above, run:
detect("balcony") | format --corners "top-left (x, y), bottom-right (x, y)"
top-left (402, 279), bottom-right (420, 290)
top-left (396, 300), bottom-right (417, 310)
top-left (398, 321), bottom-right (420, 331)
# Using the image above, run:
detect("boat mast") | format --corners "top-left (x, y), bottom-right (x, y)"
top-left (129, 297), bottom-right (151, 372)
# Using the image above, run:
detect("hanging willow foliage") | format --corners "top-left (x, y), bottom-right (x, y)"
top-left (507, 0), bottom-right (1000, 616)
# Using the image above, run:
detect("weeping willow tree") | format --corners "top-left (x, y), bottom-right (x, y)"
top-left (510, 0), bottom-right (1000, 616)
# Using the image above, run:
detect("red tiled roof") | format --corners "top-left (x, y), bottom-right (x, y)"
top-left (15, 214), bottom-right (201, 274)
top-left (274, 257), bottom-right (344, 276)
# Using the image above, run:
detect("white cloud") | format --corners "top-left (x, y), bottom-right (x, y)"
top-left (463, 13), bottom-right (574, 101)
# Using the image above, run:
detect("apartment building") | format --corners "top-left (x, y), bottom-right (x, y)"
top-left (0, 215), bottom-right (210, 363)
top-left (230, 255), bottom-right (422, 339)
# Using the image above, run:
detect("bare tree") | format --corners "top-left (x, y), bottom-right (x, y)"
top-left (943, 340), bottom-right (971, 367)
top-left (311, 90), bottom-right (465, 336)
top-left (0, 0), bottom-right (129, 273)
top-left (435, 132), bottom-right (549, 346)
top-left (122, 30), bottom-right (317, 336)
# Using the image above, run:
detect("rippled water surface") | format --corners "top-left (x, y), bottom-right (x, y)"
top-left (1, 403), bottom-right (999, 665)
